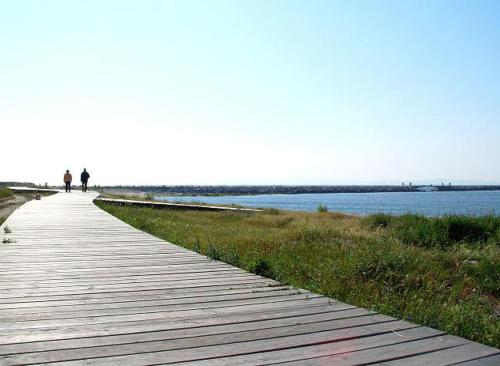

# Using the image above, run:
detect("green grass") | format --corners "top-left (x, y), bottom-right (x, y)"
top-left (96, 201), bottom-right (500, 348)
top-left (0, 188), bottom-right (15, 226)
top-left (0, 188), bottom-right (14, 200)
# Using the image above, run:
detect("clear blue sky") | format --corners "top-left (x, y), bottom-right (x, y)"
top-left (1, 0), bottom-right (499, 185)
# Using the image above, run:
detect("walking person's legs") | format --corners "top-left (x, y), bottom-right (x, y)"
top-left (65, 182), bottom-right (69, 192)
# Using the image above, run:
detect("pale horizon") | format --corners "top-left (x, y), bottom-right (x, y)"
top-left (2, 1), bottom-right (500, 186)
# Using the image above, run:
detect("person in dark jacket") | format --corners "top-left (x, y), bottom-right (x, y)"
top-left (80, 168), bottom-right (90, 192)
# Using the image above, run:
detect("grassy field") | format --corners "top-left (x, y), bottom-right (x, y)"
top-left (96, 201), bottom-right (500, 348)
top-left (0, 188), bottom-right (14, 225)
top-left (0, 188), bottom-right (14, 200)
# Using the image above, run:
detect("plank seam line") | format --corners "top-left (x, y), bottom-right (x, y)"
top-left (0, 274), bottom-right (260, 290)
top-left (0, 280), bottom-right (273, 300)
top-left (447, 351), bottom-right (500, 366)
top-left (0, 286), bottom-right (292, 307)
top-left (358, 342), bottom-right (473, 366)
top-left (1, 292), bottom-right (314, 316)
top-left (0, 288), bottom-right (294, 309)
top-left (0, 269), bottom-right (242, 281)
top-left (268, 341), bottom-right (471, 366)
top-left (1, 295), bottom-right (327, 324)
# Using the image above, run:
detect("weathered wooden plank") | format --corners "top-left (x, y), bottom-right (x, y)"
top-left (0, 287), bottom-right (300, 310)
top-left (0, 315), bottom-right (400, 364)
top-left (0, 304), bottom-right (357, 345)
top-left (30, 326), bottom-right (443, 366)
top-left (0, 286), bottom-right (294, 310)
top-left (449, 353), bottom-right (500, 365)
top-left (0, 308), bottom-right (376, 355)
top-left (0, 277), bottom-right (276, 299)
top-left (0, 267), bottom-right (240, 283)
top-left (0, 261), bottom-right (235, 275)
top-left (372, 342), bottom-right (500, 365)
top-left (261, 335), bottom-right (471, 366)
top-left (0, 296), bottom-right (331, 332)
top-left (0, 282), bottom-right (278, 306)
top-left (0, 293), bottom-right (324, 324)
top-left (175, 330), bottom-right (465, 366)
top-left (0, 271), bottom-right (258, 291)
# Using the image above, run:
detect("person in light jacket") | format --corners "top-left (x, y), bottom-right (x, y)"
top-left (64, 170), bottom-right (72, 192)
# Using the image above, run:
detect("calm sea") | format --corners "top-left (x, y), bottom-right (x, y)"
top-left (156, 190), bottom-right (500, 216)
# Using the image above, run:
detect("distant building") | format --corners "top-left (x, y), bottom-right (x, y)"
top-left (417, 186), bottom-right (438, 192)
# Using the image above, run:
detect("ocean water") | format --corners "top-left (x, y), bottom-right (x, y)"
top-left (156, 190), bottom-right (500, 216)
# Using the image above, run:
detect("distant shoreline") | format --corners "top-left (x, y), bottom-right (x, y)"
top-left (102, 185), bottom-right (500, 197)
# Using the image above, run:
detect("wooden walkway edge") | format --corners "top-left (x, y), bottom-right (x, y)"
top-left (95, 197), bottom-right (262, 212)
top-left (0, 191), bottom-right (498, 365)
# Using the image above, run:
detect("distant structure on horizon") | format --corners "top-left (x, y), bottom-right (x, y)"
top-left (417, 186), bottom-right (439, 192)
top-left (101, 184), bottom-right (500, 196)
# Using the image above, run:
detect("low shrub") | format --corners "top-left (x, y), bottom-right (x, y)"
top-left (224, 251), bottom-right (241, 267)
top-left (439, 215), bottom-right (493, 244)
top-left (391, 214), bottom-right (444, 248)
top-left (363, 213), bottom-right (393, 228)
top-left (144, 193), bottom-right (155, 200)
top-left (317, 204), bottom-right (328, 213)
top-left (250, 257), bottom-right (275, 278)
top-left (192, 238), bottom-right (201, 253)
top-left (206, 245), bottom-right (222, 260)
top-left (365, 213), bottom-right (500, 249)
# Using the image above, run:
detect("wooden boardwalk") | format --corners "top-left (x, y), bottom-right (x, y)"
top-left (0, 192), bottom-right (498, 365)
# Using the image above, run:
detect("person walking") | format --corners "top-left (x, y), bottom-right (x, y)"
top-left (80, 168), bottom-right (90, 192)
top-left (64, 170), bottom-right (72, 192)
